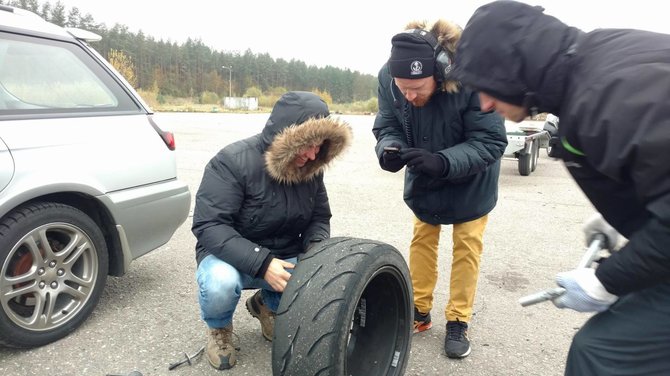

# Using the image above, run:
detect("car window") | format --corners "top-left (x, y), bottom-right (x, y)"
top-left (0, 32), bottom-right (140, 115)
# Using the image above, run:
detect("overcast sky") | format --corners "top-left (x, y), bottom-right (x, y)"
top-left (56, 0), bottom-right (668, 76)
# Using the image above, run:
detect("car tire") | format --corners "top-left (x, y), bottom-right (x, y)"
top-left (272, 237), bottom-right (413, 376)
top-left (0, 202), bottom-right (108, 348)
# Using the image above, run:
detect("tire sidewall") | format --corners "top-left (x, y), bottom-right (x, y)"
top-left (332, 245), bottom-right (412, 373)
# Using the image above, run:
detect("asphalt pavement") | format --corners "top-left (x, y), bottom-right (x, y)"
top-left (0, 112), bottom-right (598, 376)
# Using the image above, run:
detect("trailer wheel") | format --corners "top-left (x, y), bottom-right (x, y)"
top-left (531, 139), bottom-right (540, 172)
top-left (272, 237), bottom-right (413, 376)
top-left (518, 139), bottom-right (534, 176)
top-left (546, 136), bottom-right (559, 157)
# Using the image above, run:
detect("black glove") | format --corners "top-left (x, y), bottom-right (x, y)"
top-left (400, 148), bottom-right (448, 178)
top-left (380, 142), bottom-right (406, 172)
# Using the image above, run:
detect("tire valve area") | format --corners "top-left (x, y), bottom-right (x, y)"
top-left (357, 298), bottom-right (367, 328)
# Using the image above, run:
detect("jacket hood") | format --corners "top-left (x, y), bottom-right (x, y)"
top-left (261, 91), bottom-right (330, 146)
top-left (263, 92), bottom-right (352, 184)
top-left (450, 1), bottom-right (583, 113)
top-left (403, 19), bottom-right (463, 94)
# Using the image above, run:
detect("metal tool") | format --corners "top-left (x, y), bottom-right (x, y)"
top-left (519, 234), bottom-right (605, 307)
top-left (168, 345), bottom-right (205, 370)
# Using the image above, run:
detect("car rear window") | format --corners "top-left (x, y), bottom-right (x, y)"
top-left (0, 31), bottom-right (141, 116)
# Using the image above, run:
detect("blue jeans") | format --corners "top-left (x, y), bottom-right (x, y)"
top-left (195, 254), bottom-right (297, 329)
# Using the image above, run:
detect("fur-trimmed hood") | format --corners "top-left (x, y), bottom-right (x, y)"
top-left (262, 92), bottom-right (352, 184)
top-left (404, 19), bottom-right (463, 93)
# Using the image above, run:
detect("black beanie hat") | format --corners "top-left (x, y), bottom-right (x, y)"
top-left (388, 30), bottom-right (435, 79)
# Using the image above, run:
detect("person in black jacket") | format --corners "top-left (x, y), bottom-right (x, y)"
top-left (373, 19), bottom-right (507, 359)
top-left (192, 91), bottom-right (352, 370)
top-left (451, 1), bottom-right (670, 374)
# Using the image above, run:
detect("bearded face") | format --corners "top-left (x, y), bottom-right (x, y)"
top-left (394, 76), bottom-right (437, 107)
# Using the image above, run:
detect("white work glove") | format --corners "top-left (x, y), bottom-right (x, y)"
top-left (583, 213), bottom-right (621, 250)
top-left (552, 268), bottom-right (618, 312)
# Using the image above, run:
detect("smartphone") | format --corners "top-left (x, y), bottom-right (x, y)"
top-left (383, 146), bottom-right (400, 153)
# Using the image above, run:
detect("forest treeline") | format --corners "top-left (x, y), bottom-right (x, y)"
top-left (2, 0), bottom-right (378, 105)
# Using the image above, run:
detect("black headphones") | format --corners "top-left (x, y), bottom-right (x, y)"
top-left (407, 29), bottom-right (453, 82)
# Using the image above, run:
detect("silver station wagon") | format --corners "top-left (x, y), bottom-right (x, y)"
top-left (0, 5), bottom-right (191, 347)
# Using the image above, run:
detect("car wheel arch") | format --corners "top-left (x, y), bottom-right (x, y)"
top-left (1, 191), bottom-right (126, 276)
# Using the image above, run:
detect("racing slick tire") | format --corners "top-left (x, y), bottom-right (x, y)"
top-left (272, 237), bottom-right (413, 376)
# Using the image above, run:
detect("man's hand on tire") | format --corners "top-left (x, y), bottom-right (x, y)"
top-left (264, 258), bottom-right (295, 292)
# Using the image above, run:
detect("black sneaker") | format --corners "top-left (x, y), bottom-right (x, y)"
top-left (445, 319), bottom-right (471, 358)
top-left (413, 307), bottom-right (433, 333)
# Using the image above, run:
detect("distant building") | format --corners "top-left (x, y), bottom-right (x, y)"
top-left (223, 97), bottom-right (258, 110)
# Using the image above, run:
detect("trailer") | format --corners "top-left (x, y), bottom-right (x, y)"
top-left (504, 115), bottom-right (559, 176)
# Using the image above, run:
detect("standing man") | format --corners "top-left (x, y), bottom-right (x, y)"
top-left (373, 19), bottom-right (507, 358)
top-left (192, 91), bottom-right (352, 370)
top-left (451, 1), bottom-right (670, 374)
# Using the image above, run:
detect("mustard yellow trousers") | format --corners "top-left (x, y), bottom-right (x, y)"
top-left (410, 215), bottom-right (488, 322)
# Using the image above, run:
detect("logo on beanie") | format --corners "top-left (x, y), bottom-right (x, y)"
top-left (410, 61), bottom-right (423, 76)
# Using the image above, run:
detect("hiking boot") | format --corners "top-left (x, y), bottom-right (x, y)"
top-left (206, 325), bottom-right (236, 370)
top-left (445, 319), bottom-right (471, 358)
top-left (246, 290), bottom-right (275, 341)
top-left (413, 306), bottom-right (433, 333)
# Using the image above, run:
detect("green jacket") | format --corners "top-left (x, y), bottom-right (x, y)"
top-left (373, 64), bottom-right (507, 225)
